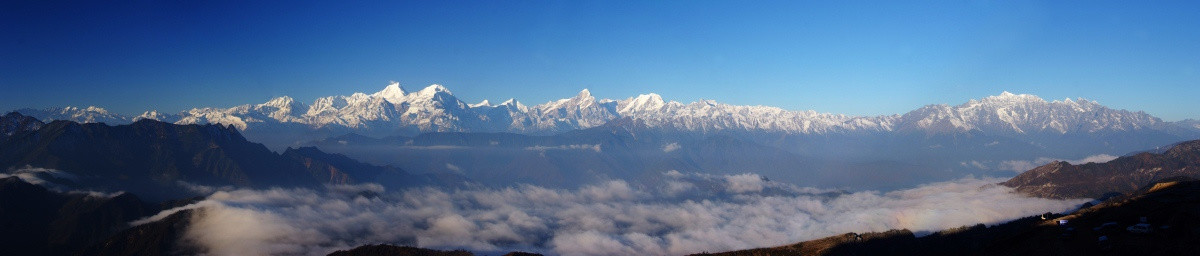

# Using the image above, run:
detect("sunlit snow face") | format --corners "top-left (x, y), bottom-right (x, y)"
top-left (137, 174), bottom-right (1086, 256)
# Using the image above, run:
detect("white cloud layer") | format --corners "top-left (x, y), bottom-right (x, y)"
top-left (147, 176), bottom-right (1086, 256)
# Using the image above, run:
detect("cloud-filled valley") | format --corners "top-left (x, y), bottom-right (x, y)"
top-left (135, 173), bottom-right (1087, 256)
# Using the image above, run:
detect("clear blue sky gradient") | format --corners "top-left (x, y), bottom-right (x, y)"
top-left (3, 1), bottom-right (1198, 120)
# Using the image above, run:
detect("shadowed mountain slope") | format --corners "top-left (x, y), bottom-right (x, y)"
top-left (0, 177), bottom-right (154, 256)
top-left (697, 178), bottom-right (1200, 256)
top-left (0, 112), bottom-right (463, 201)
top-left (1002, 139), bottom-right (1200, 199)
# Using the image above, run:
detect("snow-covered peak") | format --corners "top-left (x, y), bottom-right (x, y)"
top-left (538, 89), bottom-right (599, 112)
top-left (568, 89), bottom-right (597, 105)
top-left (134, 110), bottom-right (182, 123)
top-left (404, 84), bottom-right (463, 110)
top-left (416, 84), bottom-right (452, 96)
top-left (899, 91), bottom-right (1164, 135)
top-left (618, 93), bottom-right (666, 114)
top-left (469, 100), bottom-right (492, 108)
top-left (136, 110), bottom-right (163, 121)
top-left (257, 95), bottom-right (308, 120)
top-left (82, 106), bottom-right (110, 114)
top-left (1055, 97), bottom-right (1100, 106)
top-left (17, 83), bottom-right (1189, 138)
top-left (262, 96), bottom-right (297, 109)
top-left (499, 98), bottom-right (528, 112)
top-left (372, 82), bottom-right (407, 104)
top-left (19, 106), bottom-right (131, 124)
top-left (979, 91), bottom-right (1046, 105)
top-left (58, 106), bottom-right (111, 115)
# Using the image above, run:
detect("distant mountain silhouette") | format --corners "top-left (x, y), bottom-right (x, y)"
top-left (301, 118), bottom-right (841, 188)
top-left (0, 113), bottom-right (319, 199)
top-left (0, 112), bottom-right (43, 136)
top-left (282, 146), bottom-right (469, 188)
top-left (0, 112), bottom-right (473, 255)
top-left (0, 112), bottom-right (465, 201)
top-left (1002, 139), bottom-right (1200, 199)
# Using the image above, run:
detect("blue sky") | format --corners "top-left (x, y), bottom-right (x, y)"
top-left (2, 1), bottom-right (1198, 120)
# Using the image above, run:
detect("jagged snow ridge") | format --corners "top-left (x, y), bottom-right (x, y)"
top-left (12, 85), bottom-right (1187, 136)
top-left (14, 106), bottom-right (130, 125)
top-left (899, 91), bottom-right (1165, 134)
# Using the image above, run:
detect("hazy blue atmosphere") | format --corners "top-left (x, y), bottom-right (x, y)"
top-left (3, 1), bottom-right (1198, 120)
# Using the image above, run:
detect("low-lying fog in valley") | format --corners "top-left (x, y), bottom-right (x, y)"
top-left (127, 172), bottom-right (1085, 256)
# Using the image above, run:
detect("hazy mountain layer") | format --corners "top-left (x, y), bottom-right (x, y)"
top-left (303, 118), bottom-right (968, 190)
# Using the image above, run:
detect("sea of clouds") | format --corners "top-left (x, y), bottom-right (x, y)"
top-left (130, 171), bottom-right (1088, 256)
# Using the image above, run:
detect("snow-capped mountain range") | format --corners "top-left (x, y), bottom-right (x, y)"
top-left (12, 82), bottom-right (1200, 137)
